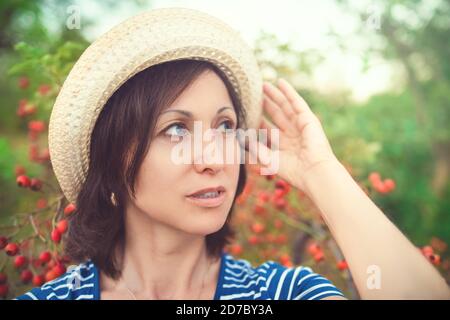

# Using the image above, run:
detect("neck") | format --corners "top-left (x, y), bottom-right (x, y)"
top-left (102, 204), bottom-right (219, 299)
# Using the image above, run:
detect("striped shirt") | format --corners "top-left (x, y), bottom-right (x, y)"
top-left (14, 251), bottom-right (345, 300)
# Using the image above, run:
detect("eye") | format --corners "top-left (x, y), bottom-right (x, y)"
top-left (217, 119), bottom-right (236, 133)
top-left (163, 122), bottom-right (190, 138)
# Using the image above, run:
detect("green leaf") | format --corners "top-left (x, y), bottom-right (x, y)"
top-left (7, 59), bottom-right (38, 76)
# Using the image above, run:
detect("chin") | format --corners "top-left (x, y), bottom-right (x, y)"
top-left (183, 216), bottom-right (228, 236)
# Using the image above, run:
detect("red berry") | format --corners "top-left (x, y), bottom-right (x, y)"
top-left (0, 236), bottom-right (7, 250)
top-left (39, 251), bottom-right (52, 264)
top-left (30, 178), bottom-right (43, 191)
top-left (16, 104), bottom-right (26, 117)
top-left (428, 254), bottom-right (441, 266)
top-left (38, 84), bottom-right (51, 96)
top-left (52, 263), bottom-right (66, 277)
top-left (251, 222), bottom-right (265, 234)
top-left (0, 284), bottom-right (9, 298)
top-left (51, 229), bottom-right (62, 243)
top-left (282, 260), bottom-right (293, 267)
top-left (24, 103), bottom-right (37, 116)
top-left (275, 179), bottom-right (291, 194)
top-left (383, 179), bottom-right (396, 192)
top-left (279, 253), bottom-right (291, 265)
top-left (373, 180), bottom-right (388, 193)
top-left (248, 235), bottom-right (260, 245)
top-left (56, 220), bottom-right (68, 234)
top-left (16, 100), bottom-right (37, 117)
top-left (273, 188), bottom-right (285, 199)
top-left (275, 179), bottom-right (288, 189)
top-left (18, 76), bottom-right (29, 89)
top-left (421, 245), bottom-right (434, 256)
top-left (274, 197), bottom-right (287, 210)
top-left (45, 270), bottom-right (58, 282)
top-left (337, 260), bottom-right (348, 271)
top-left (32, 274), bottom-right (45, 287)
top-left (16, 175), bottom-right (31, 188)
top-left (253, 204), bottom-right (266, 216)
top-left (0, 273), bottom-right (7, 284)
top-left (5, 243), bottom-right (19, 256)
top-left (20, 270), bottom-right (33, 284)
top-left (14, 255), bottom-right (28, 269)
top-left (229, 244), bottom-right (243, 256)
top-left (313, 251), bottom-right (324, 262)
top-left (307, 243), bottom-right (321, 256)
top-left (64, 203), bottom-right (76, 216)
top-left (369, 172), bottom-right (381, 184)
top-left (28, 120), bottom-right (46, 133)
top-left (257, 191), bottom-right (270, 203)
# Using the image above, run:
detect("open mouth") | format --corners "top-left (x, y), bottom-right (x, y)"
top-left (186, 186), bottom-right (226, 207)
top-left (188, 190), bottom-right (224, 199)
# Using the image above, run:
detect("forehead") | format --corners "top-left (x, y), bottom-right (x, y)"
top-left (163, 71), bottom-right (235, 116)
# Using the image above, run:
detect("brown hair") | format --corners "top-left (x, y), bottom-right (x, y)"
top-left (64, 59), bottom-right (248, 280)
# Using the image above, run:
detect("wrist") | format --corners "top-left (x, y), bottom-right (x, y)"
top-left (302, 158), bottom-right (346, 198)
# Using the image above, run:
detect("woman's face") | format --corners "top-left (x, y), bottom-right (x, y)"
top-left (129, 70), bottom-right (241, 235)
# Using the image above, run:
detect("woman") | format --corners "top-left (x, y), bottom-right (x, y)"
top-left (15, 8), bottom-right (449, 300)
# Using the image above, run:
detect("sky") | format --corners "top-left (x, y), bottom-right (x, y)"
top-left (52, 0), bottom-right (402, 102)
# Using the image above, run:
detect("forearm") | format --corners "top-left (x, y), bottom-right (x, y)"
top-left (301, 160), bottom-right (450, 299)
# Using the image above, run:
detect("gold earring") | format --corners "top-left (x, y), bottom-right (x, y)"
top-left (111, 192), bottom-right (118, 206)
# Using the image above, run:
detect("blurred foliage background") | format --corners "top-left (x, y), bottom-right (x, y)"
top-left (0, 0), bottom-right (449, 299)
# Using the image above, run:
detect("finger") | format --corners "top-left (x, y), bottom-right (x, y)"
top-left (259, 117), bottom-right (280, 150)
top-left (263, 81), bottom-right (298, 119)
top-left (277, 78), bottom-right (313, 115)
top-left (262, 95), bottom-right (297, 133)
top-left (260, 115), bottom-right (276, 131)
top-left (246, 136), bottom-right (273, 168)
top-left (296, 112), bottom-right (320, 133)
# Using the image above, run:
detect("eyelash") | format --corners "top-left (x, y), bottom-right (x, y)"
top-left (162, 119), bottom-right (237, 138)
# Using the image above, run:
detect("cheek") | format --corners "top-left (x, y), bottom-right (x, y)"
top-left (133, 142), bottom-right (184, 204)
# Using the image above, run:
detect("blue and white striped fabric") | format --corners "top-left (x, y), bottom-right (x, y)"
top-left (14, 259), bottom-right (98, 300)
top-left (14, 251), bottom-right (345, 300)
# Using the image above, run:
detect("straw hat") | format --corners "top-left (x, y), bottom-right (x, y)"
top-left (48, 7), bottom-right (263, 205)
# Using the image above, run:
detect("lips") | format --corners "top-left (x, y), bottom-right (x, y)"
top-left (187, 186), bottom-right (226, 197)
top-left (185, 186), bottom-right (227, 208)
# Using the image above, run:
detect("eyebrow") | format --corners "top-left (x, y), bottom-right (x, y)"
top-left (160, 106), bottom-right (234, 118)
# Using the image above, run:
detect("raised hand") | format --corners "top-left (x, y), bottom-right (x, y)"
top-left (247, 78), bottom-right (339, 192)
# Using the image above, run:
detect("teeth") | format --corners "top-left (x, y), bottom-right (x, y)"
top-left (192, 191), bottom-right (220, 199)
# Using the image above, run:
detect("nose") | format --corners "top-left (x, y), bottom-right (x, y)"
top-left (192, 128), bottom-right (226, 174)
